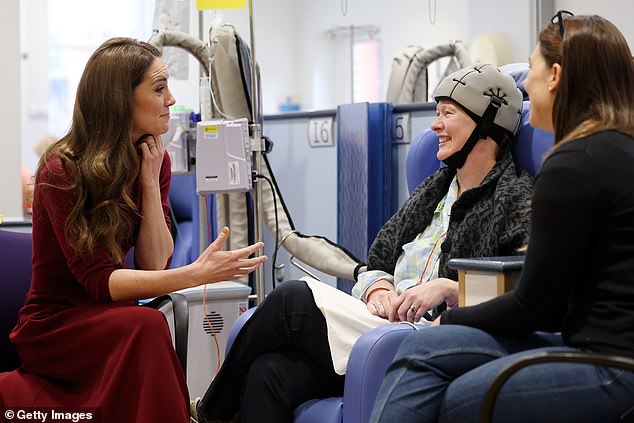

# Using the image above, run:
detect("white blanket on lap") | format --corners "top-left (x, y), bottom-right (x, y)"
top-left (303, 277), bottom-right (401, 375)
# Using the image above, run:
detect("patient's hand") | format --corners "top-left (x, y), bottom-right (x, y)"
top-left (388, 278), bottom-right (458, 323)
top-left (366, 288), bottom-right (398, 320)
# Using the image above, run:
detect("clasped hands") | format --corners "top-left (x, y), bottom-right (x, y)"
top-left (366, 278), bottom-right (458, 324)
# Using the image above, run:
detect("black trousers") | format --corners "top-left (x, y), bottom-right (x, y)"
top-left (198, 280), bottom-right (345, 423)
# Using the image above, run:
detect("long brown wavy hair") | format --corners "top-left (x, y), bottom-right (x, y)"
top-left (538, 15), bottom-right (634, 145)
top-left (39, 38), bottom-right (162, 264)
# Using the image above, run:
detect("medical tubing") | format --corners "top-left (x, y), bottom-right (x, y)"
top-left (167, 197), bottom-right (184, 252)
top-left (147, 30), bottom-right (210, 77)
top-left (256, 173), bottom-right (280, 289)
top-left (261, 154), bottom-right (362, 277)
top-left (202, 283), bottom-right (222, 376)
top-left (206, 27), bottom-right (235, 120)
top-left (262, 153), bottom-right (296, 229)
top-left (149, 29), bottom-right (363, 281)
top-left (395, 42), bottom-right (471, 104)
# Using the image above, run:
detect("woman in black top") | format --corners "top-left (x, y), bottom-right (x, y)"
top-left (370, 13), bottom-right (634, 423)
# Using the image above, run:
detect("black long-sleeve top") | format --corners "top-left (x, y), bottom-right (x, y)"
top-left (442, 130), bottom-right (634, 359)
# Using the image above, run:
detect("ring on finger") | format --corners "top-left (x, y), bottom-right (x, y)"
top-left (410, 305), bottom-right (417, 313)
top-left (148, 143), bottom-right (156, 149)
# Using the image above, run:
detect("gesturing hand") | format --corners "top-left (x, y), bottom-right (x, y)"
top-left (193, 227), bottom-right (268, 283)
top-left (388, 278), bottom-right (458, 323)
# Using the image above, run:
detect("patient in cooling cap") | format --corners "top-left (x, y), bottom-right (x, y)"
top-left (191, 63), bottom-right (532, 423)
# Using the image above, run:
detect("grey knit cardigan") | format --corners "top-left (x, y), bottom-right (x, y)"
top-left (367, 149), bottom-right (533, 283)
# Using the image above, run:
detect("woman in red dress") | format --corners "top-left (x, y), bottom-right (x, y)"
top-left (0, 37), bottom-right (266, 422)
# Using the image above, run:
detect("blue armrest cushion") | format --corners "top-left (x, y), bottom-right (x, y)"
top-left (223, 306), bottom-right (424, 423)
top-left (225, 307), bottom-right (257, 358)
top-left (447, 256), bottom-right (525, 273)
top-left (342, 323), bottom-right (421, 423)
top-left (294, 397), bottom-right (343, 423)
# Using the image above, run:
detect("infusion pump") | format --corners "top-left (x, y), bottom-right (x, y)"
top-left (161, 114), bottom-right (253, 196)
top-left (195, 118), bottom-right (252, 194)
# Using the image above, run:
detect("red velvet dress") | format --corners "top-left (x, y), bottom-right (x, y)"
top-left (0, 152), bottom-right (190, 422)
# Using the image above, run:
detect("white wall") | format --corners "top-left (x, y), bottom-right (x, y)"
top-left (298, 0), bottom-right (535, 111)
top-left (555, 0), bottom-right (634, 50)
top-left (5, 0), bottom-right (633, 220)
top-left (184, 0), bottom-right (634, 116)
top-left (0, 0), bottom-right (23, 220)
top-left (192, 0), bottom-right (300, 115)
top-left (20, 0), bottom-right (49, 175)
top-left (190, 0), bottom-right (534, 114)
top-left (299, 0), bottom-right (467, 109)
top-left (161, 1), bottom-right (204, 112)
top-left (467, 0), bottom-right (534, 62)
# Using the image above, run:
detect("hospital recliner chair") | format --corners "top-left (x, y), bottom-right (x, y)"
top-left (0, 229), bottom-right (32, 372)
top-left (0, 227), bottom-right (53, 399)
top-left (223, 101), bottom-right (555, 423)
top-left (0, 174), bottom-right (199, 388)
top-left (0, 228), bottom-right (161, 373)
top-left (0, 226), bottom-right (193, 400)
top-left (478, 350), bottom-right (634, 422)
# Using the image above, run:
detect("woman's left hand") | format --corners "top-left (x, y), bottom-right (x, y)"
top-left (134, 134), bottom-right (172, 269)
top-left (388, 278), bottom-right (458, 323)
top-left (137, 135), bottom-right (165, 188)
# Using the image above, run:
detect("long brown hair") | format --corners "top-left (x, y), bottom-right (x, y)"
top-left (39, 38), bottom-right (161, 264)
top-left (538, 15), bottom-right (634, 144)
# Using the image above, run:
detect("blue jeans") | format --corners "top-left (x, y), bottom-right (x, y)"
top-left (370, 325), bottom-right (634, 423)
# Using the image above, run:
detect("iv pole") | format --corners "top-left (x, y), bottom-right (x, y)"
top-left (247, 0), bottom-right (266, 305)
top-left (195, 1), bottom-right (264, 304)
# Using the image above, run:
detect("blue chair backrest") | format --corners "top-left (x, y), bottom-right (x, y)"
top-left (0, 229), bottom-right (32, 371)
top-left (168, 174), bottom-right (198, 268)
top-left (500, 63), bottom-right (530, 101)
top-left (513, 101), bottom-right (556, 175)
top-left (406, 129), bottom-right (442, 193)
top-left (406, 101), bottom-right (555, 193)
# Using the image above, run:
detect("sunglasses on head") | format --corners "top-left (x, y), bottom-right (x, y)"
top-left (551, 10), bottom-right (574, 37)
